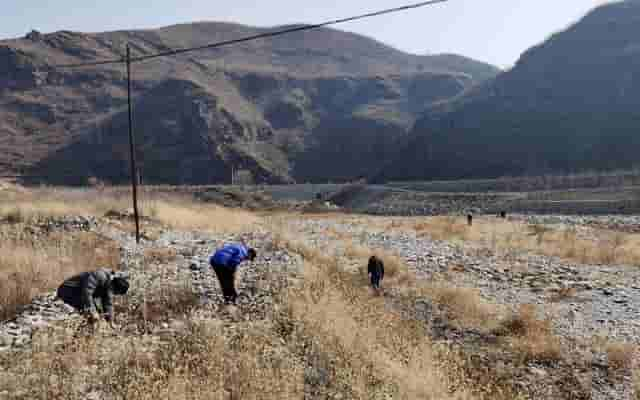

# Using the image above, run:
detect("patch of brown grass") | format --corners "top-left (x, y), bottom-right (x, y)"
top-left (343, 242), bottom-right (411, 285)
top-left (496, 304), bottom-right (563, 364)
top-left (1, 319), bottom-right (303, 399)
top-left (406, 215), bottom-right (640, 267)
top-left (142, 247), bottom-right (179, 264)
top-left (606, 342), bottom-right (636, 372)
top-left (284, 257), bottom-right (478, 399)
top-left (0, 187), bottom-right (259, 236)
top-left (0, 232), bottom-right (119, 321)
top-left (272, 233), bottom-right (520, 399)
top-left (413, 216), bottom-right (469, 241)
top-left (422, 285), bottom-right (503, 332)
top-left (117, 277), bottom-right (201, 333)
top-left (147, 200), bottom-right (259, 234)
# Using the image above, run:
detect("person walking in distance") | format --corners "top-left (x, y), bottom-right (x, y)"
top-left (368, 255), bottom-right (385, 293)
top-left (209, 243), bottom-right (257, 304)
top-left (57, 268), bottom-right (129, 330)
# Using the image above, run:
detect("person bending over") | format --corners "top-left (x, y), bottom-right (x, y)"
top-left (209, 243), bottom-right (257, 304)
top-left (57, 268), bottom-right (129, 328)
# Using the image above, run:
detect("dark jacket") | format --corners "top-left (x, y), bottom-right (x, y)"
top-left (368, 256), bottom-right (385, 280)
top-left (57, 268), bottom-right (115, 321)
top-left (210, 244), bottom-right (249, 271)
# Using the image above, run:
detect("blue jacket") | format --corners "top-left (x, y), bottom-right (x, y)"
top-left (210, 244), bottom-right (249, 270)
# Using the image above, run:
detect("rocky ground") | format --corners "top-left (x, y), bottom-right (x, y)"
top-left (2, 211), bottom-right (640, 399)
top-left (282, 214), bottom-right (640, 399)
top-left (0, 220), bottom-right (302, 353)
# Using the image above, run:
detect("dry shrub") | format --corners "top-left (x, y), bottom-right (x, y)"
top-left (143, 247), bottom-right (178, 264)
top-left (2, 320), bottom-right (303, 400)
top-left (0, 232), bottom-right (119, 321)
top-left (402, 212), bottom-right (640, 267)
top-left (343, 242), bottom-right (369, 260)
top-left (0, 188), bottom-right (131, 223)
top-left (148, 200), bottom-right (258, 234)
top-left (0, 187), bottom-right (257, 236)
top-left (497, 304), bottom-right (562, 363)
top-left (414, 217), bottom-right (469, 241)
top-left (606, 342), bottom-right (636, 371)
top-left (343, 242), bottom-right (411, 284)
top-left (120, 279), bottom-right (200, 331)
top-left (423, 285), bottom-right (502, 332)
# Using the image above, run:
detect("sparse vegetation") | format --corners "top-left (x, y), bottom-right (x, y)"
top-left (0, 232), bottom-right (119, 321)
top-left (1, 184), bottom-right (636, 399)
top-left (496, 304), bottom-right (563, 364)
top-left (404, 215), bottom-right (640, 267)
top-left (605, 341), bottom-right (636, 372)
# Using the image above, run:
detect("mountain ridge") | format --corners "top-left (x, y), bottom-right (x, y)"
top-left (374, 0), bottom-right (640, 183)
top-left (0, 21), bottom-right (499, 184)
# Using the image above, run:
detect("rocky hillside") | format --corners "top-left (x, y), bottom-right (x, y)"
top-left (0, 23), bottom-right (498, 184)
top-left (375, 0), bottom-right (640, 182)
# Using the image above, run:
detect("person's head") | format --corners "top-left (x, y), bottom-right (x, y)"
top-left (247, 248), bottom-right (257, 261)
top-left (111, 276), bottom-right (130, 295)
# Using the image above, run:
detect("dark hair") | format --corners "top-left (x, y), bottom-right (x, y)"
top-left (111, 276), bottom-right (130, 295)
top-left (247, 248), bottom-right (257, 261)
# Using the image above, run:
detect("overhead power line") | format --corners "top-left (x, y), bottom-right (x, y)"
top-left (53, 0), bottom-right (447, 68)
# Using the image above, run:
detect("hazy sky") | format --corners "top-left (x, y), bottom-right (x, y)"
top-left (2, 1), bottom-right (613, 68)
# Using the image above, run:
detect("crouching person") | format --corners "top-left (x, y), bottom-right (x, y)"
top-left (368, 255), bottom-right (385, 292)
top-left (57, 268), bottom-right (129, 329)
top-left (209, 243), bottom-right (257, 304)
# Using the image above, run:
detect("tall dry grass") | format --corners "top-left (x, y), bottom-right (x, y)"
top-left (146, 200), bottom-right (258, 234)
top-left (408, 216), bottom-right (640, 267)
top-left (343, 241), bottom-right (411, 284)
top-left (0, 320), bottom-right (304, 399)
top-left (271, 231), bottom-right (524, 399)
top-left (0, 232), bottom-right (119, 321)
top-left (0, 187), bottom-right (131, 222)
top-left (0, 186), bottom-right (259, 236)
top-left (496, 304), bottom-right (563, 364)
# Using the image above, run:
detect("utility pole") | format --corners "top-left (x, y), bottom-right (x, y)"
top-left (126, 44), bottom-right (141, 244)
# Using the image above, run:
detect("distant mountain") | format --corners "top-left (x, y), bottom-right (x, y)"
top-left (375, 0), bottom-right (640, 183)
top-left (0, 22), bottom-right (498, 184)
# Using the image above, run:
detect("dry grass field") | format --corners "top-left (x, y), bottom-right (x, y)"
top-left (1, 183), bottom-right (639, 399)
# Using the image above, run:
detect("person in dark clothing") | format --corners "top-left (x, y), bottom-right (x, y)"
top-left (209, 243), bottom-right (257, 304)
top-left (368, 255), bottom-right (385, 291)
top-left (57, 268), bottom-right (129, 328)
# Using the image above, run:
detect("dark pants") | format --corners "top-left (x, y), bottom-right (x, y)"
top-left (57, 286), bottom-right (105, 313)
top-left (370, 272), bottom-right (382, 289)
top-left (57, 285), bottom-right (83, 311)
top-left (213, 264), bottom-right (237, 304)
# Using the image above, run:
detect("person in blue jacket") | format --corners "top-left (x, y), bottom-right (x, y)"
top-left (209, 243), bottom-right (257, 304)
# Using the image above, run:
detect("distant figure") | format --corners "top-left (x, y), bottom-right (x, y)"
top-left (467, 214), bottom-right (473, 226)
top-left (368, 255), bottom-right (385, 291)
top-left (57, 268), bottom-right (129, 329)
top-left (315, 192), bottom-right (323, 200)
top-left (500, 211), bottom-right (507, 219)
top-left (209, 243), bottom-right (257, 304)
